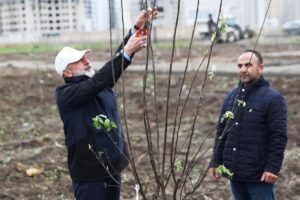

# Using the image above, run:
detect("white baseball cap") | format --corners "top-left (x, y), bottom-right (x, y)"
top-left (54, 47), bottom-right (91, 76)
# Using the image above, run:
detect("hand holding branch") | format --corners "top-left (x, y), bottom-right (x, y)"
top-left (124, 36), bottom-right (147, 56)
top-left (134, 7), bottom-right (159, 30)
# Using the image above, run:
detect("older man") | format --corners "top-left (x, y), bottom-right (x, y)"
top-left (209, 50), bottom-right (287, 200)
top-left (54, 8), bottom-right (158, 200)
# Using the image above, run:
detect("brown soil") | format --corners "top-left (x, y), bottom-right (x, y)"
top-left (0, 40), bottom-right (300, 199)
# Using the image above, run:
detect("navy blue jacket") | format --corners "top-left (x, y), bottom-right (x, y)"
top-left (55, 32), bottom-right (132, 181)
top-left (211, 76), bottom-right (287, 182)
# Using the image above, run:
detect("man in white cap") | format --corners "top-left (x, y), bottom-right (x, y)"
top-left (55, 8), bottom-right (158, 200)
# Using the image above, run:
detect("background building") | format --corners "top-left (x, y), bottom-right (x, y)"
top-left (0, 0), bottom-right (299, 43)
top-left (280, 0), bottom-right (300, 23)
top-left (239, 0), bottom-right (266, 29)
top-left (0, 0), bottom-right (87, 42)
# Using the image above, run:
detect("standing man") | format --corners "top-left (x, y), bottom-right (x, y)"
top-left (54, 8), bottom-right (158, 200)
top-left (207, 13), bottom-right (217, 36)
top-left (209, 50), bottom-right (287, 200)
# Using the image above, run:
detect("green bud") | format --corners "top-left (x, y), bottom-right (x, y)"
top-left (174, 159), bottom-right (183, 172)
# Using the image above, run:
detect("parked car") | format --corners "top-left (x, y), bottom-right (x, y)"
top-left (283, 20), bottom-right (300, 35)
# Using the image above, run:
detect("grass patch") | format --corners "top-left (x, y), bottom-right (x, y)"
top-left (294, 37), bottom-right (300, 45)
top-left (0, 42), bottom-right (114, 54)
top-left (0, 39), bottom-right (204, 54)
top-left (152, 39), bottom-right (203, 49)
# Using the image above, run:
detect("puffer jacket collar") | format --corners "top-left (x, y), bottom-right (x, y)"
top-left (64, 75), bottom-right (90, 83)
top-left (241, 75), bottom-right (270, 92)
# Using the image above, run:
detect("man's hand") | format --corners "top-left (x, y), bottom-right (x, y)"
top-left (261, 171), bottom-right (278, 184)
top-left (209, 168), bottom-right (220, 181)
top-left (134, 7), bottom-right (159, 30)
top-left (124, 35), bottom-right (147, 56)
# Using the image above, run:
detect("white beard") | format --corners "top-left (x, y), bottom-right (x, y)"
top-left (83, 68), bottom-right (95, 78)
top-left (73, 68), bottom-right (95, 78)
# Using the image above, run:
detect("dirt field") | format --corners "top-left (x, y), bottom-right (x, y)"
top-left (0, 38), bottom-right (300, 199)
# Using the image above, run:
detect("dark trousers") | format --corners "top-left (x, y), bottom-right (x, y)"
top-left (230, 180), bottom-right (275, 200)
top-left (72, 175), bottom-right (121, 200)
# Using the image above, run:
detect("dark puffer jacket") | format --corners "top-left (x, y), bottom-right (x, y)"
top-left (211, 76), bottom-right (287, 182)
top-left (55, 32), bottom-right (132, 181)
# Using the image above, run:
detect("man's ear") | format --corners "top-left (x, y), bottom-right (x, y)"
top-left (258, 64), bottom-right (264, 74)
top-left (62, 69), bottom-right (73, 77)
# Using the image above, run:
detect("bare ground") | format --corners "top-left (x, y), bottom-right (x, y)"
top-left (0, 38), bottom-right (300, 199)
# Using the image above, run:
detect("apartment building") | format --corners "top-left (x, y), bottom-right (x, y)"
top-left (280, 0), bottom-right (300, 23)
top-left (0, 0), bottom-right (299, 43)
top-left (0, 0), bottom-right (86, 41)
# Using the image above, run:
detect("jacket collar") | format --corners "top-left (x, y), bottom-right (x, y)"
top-left (241, 75), bottom-right (269, 90)
top-left (64, 75), bottom-right (89, 83)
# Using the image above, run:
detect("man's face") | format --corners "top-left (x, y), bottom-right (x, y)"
top-left (237, 52), bottom-right (264, 85)
top-left (64, 55), bottom-right (95, 78)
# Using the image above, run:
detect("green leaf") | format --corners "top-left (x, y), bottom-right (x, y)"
top-left (219, 15), bottom-right (228, 34)
top-left (111, 122), bottom-right (117, 129)
top-left (220, 111), bottom-right (234, 123)
top-left (92, 114), bottom-right (117, 132)
top-left (237, 99), bottom-right (246, 107)
top-left (211, 32), bottom-right (216, 42)
top-left (225, 111), bottom-right (234, 119)
top-left (92, 117), bottom-right (101, 129)
top-left (174, 159), bottom-right (183, 172)
top-left (99, 117), bottom-right (104, 124)
top-left (208, 71), bottom-right (214, 80)
top-left (104, 119), bottom-right (110, 128)
top-left (216, 164), bottom-right (233, 178)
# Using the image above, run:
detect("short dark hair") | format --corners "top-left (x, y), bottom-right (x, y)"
top-left (244, 49), bottom-right (263, 64)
